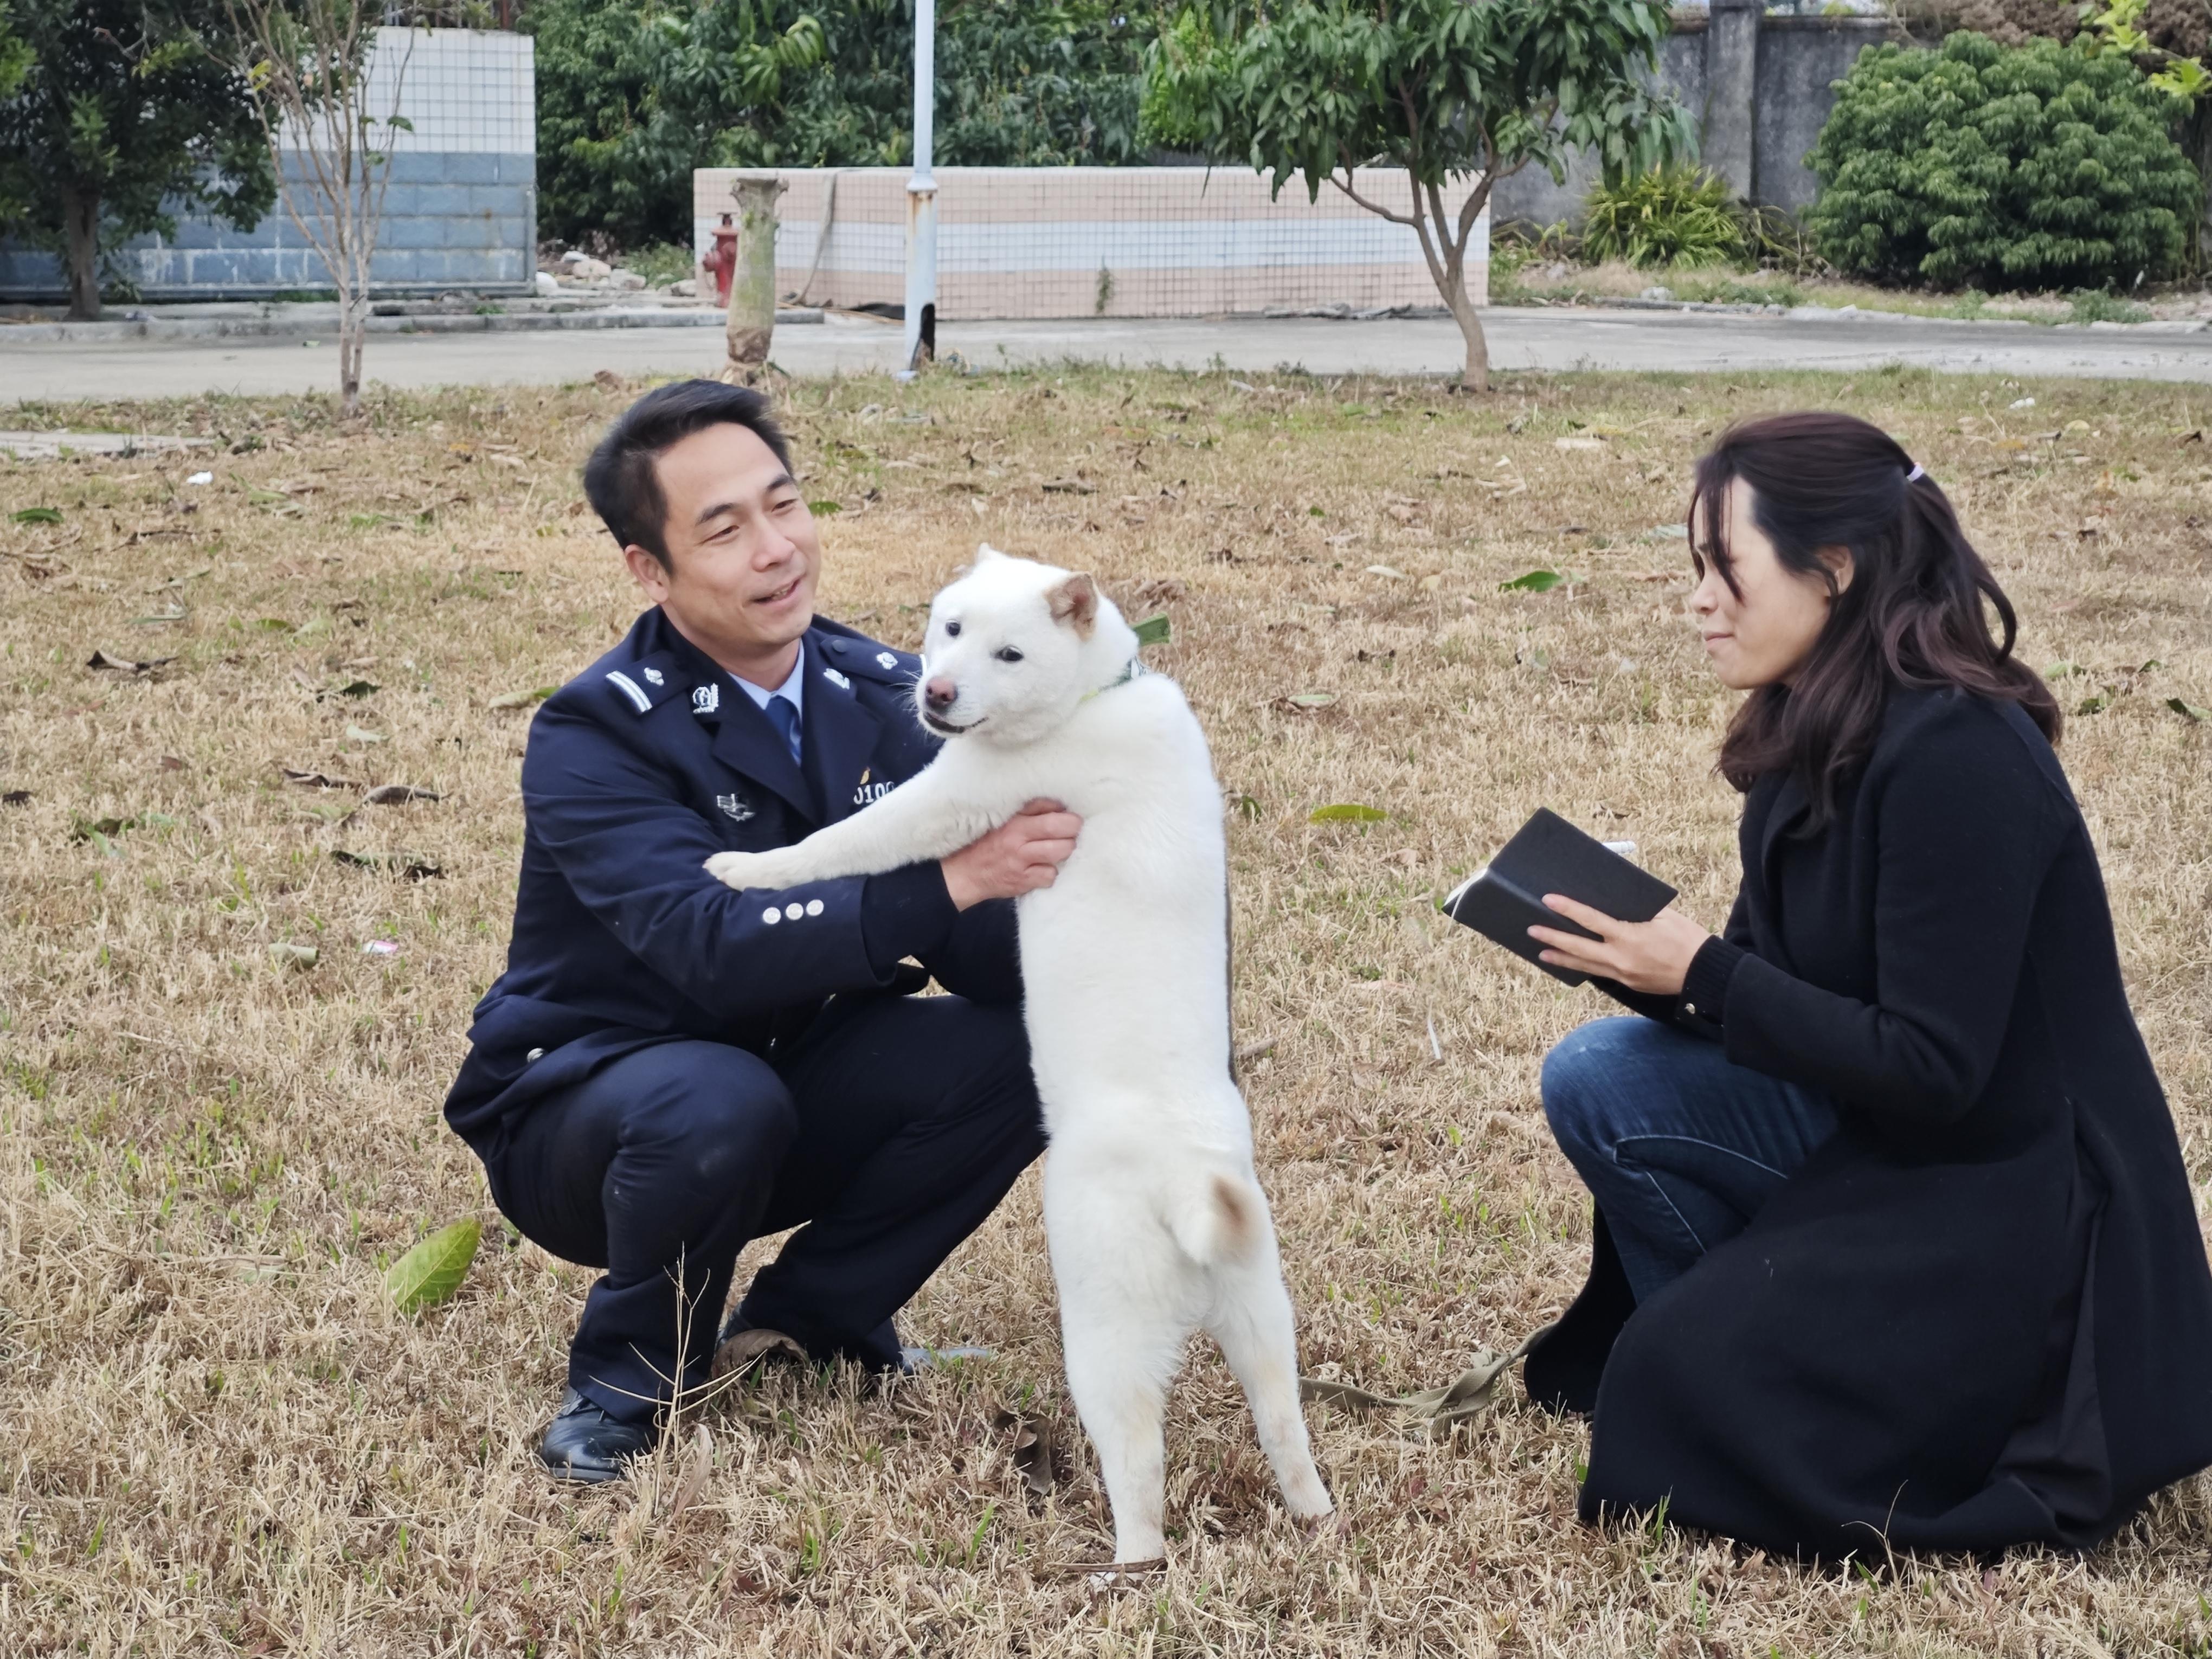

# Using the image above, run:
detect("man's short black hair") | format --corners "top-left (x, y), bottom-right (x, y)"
top-left (581, 378), bottom-right (795, 569)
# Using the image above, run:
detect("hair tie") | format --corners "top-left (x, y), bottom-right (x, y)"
top-left (1905, 462), bottom-right (1926, 483)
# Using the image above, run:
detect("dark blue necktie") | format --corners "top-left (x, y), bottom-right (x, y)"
top-left (762, 692), bottom-right (802, 765)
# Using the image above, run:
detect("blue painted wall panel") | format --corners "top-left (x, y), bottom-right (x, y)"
top-left (0, 152), bottom-right (537, 300)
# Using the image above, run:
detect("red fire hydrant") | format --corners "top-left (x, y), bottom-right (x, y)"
top-left (704, 213), bottom-right (738, 304)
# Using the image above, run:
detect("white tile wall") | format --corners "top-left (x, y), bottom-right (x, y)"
top-left (353, 27), bottom-right (535, 155)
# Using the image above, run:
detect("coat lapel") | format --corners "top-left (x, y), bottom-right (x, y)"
top-left (1742, 770), bottom-right (1809, 964)
top-left (802, 636), bottom-right (885, 824)
top-left (653, 621), bottom-right (816, 825)
top-left (710, 700), bottom-right (816, 826)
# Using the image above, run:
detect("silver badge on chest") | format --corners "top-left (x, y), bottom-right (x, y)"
top-left (716, 791), bottom-right (755, 824)
top-left (692, 683), bottom-right (720, 716)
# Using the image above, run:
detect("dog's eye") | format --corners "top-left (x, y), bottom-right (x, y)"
top-left (944, 620), bottom-right (962, 638)
top-left (994, 647), bottom-right (1024, 664)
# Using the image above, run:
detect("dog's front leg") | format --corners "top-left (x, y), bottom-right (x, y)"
top-left (704, 762), bottom-right (1009, 892)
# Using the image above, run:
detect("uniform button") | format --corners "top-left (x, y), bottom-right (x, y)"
top-left (1683, 1002), bottom-right (1699, 1017)
top-left (761, 906), bottom-right (781, 925)
top-left (784, 902), bottom-right (805, 921)
top-left (805, 899), bottom-right (825, 917)
top-left (828, 639), bottom-right (846, 655)
top-left (526, 1047), bottom-right (544, 1062)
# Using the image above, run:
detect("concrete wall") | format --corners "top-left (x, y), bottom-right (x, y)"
top-left (694, 166), bottom-right (1489, 319)
top-left (0, 28), bottom-right (536, 302)
top-left (1490, 9), bottom-right (1896, 227)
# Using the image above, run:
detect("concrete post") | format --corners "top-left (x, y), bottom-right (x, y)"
top-left (1705, 0), bottom-right (1760, 202)
top-left (724, 173), bottom-right (785, 381)
top-left (900, 0), bottom-right (938, 377)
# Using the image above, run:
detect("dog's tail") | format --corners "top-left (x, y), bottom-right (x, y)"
top-left (1164, 1167), bottom-right (1270, 1268)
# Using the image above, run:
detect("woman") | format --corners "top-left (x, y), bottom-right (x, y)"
top-left (1518, 410), bottom-right (2212, 1558)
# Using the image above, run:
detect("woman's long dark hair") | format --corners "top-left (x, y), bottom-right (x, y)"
top-left (1690, 411), bottom-right (2060, 827)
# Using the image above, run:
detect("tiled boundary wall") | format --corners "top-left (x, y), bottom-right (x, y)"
top-left (694, 167), bottom-right (1489, 318)
top-left (0, 29), bottom-right (535, 301)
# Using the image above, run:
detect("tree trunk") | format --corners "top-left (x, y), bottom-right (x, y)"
top-left (723, 173), bottom-right (785, 384)
top-left (1447, 278), bottom-right (1489, 394)
top-left (337, 283), bottom-right (365, 419)
top-left (61, 185), bottom-right (102, 322)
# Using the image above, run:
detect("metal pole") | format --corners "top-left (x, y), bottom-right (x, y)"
top-left (898, 0), bottom-right (937, 378)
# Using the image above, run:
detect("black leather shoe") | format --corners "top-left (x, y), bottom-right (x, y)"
top-left (537, 1388), bottom-right (658, 1483)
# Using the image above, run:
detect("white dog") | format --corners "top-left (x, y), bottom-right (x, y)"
top-left (704, 547), bottom-right (1335, 1564)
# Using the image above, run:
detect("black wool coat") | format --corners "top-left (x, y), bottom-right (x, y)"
top-left (1526, 687), bottom-right (2212, 1558)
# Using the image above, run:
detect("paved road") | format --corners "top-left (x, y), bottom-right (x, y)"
top-left (8, 307), bottom-right (2212, 402)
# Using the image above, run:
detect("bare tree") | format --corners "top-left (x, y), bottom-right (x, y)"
top-left (224, 0), bottom-right (414, 417)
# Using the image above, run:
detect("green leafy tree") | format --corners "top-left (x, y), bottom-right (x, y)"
top-left (529, 0), bottom-right (824, 248)
top-left (0, 0), bottom-right (272, 319)
top-left (1141, 0), bottom-right (1694, 391)
top-left (0, 9), bottom-right (30, 226)
top-left (1806, 31), bottom-right (2201, 292)
top-left (529, 0), bottom-right (1150, 250)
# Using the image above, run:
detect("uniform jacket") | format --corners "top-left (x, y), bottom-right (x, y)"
top-left (443, 607), bottom-right (1021, 1160)
top-left (1529, 688), bottom-right (2212, 1557)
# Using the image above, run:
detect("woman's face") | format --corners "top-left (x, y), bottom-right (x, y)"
top-left (1688, 480), bottom-right (1849, 690)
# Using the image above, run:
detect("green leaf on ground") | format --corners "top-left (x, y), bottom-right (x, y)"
top-left (268, 942), bottom-right (318, 968)
top-left (1501, 569), bottom-right (1566, 593)
top-left (11, 506), bottom-right (61, 525)
top-left (807, 499), bottom-right (842, 515)
top-left (2167, 696), bottom-right (2209, 721)
top-left (1132, 613), bottom-right (1172, 647)
top-left (384, 1219), bottom-right (481, 1314)
top-left (1309, 803), bottom-right (1388, 823)
top-left (488, 686), bottom-right (555, 710)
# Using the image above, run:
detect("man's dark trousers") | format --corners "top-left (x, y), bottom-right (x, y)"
top-left (485, 992), bottom-right (1043, 1422)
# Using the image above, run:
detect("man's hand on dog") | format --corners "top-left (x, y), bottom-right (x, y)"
top-left (944, 799), bottom-right (1081, 910)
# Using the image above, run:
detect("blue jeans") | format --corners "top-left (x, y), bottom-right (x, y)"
top-left (1541, 1017), bottom-right (1840, 1304)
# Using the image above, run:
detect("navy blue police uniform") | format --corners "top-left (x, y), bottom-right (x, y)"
top-left (443, 605), bottom-right (1041, 1422)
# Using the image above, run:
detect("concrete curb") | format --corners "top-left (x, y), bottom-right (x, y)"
top-left (0, 307), bottom-right (824, 345)
top-left (1540, 294), bottom-right (2212, 332)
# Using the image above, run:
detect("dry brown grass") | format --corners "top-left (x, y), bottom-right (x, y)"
top-left (2, 364), bottom-right (2208, 1657)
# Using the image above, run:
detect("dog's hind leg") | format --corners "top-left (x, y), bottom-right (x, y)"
top-left (1205, 1263), bottom-right (1335, 1526)
top-left (1059, 1288), bottom-right (1186, 1565)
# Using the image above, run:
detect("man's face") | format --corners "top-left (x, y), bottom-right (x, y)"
top-left (623, 421), bottom-right (820, 672)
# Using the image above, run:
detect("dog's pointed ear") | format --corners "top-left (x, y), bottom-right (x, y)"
top-left (974, 542), bottom-right (1008, 564)
top-left (1047, 572), bottom-right (1099, 638)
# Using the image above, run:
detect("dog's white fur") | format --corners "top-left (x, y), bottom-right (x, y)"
top-left (705, 546), bottom-right (1334, 1562)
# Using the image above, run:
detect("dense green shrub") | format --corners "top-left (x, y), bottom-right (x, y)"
top-left (530, 0), bottom-right (1149, 249)
top-left (1806, 31), bottom-right (2200, 292)
top-left (1579, 167), bottom-right (1745, 269)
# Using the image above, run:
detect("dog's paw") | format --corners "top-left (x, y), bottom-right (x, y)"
top-left (1295, 1507), bottom-right (1350, 1546)
top-left (704, 850), bottom-right (784, 890)
top-left (1077, 1558), bottom-right (1166, 1594)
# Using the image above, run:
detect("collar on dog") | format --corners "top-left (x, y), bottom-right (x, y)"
top-left (1081, 656), bottom-right (1146, 704)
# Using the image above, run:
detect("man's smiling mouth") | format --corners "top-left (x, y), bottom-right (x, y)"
top-left (755, 575), bottom-right (803, 606)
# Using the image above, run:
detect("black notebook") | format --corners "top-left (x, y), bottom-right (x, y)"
top-left (1441, 808), bottom-right (1677, 987)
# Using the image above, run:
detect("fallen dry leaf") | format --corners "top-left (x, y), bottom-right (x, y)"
top-left (330, 850), bottom-right (443, 880)
top-left (86, 649), bottom-right (174, 674)
top-left (362, 784), bottom-right (440, 805)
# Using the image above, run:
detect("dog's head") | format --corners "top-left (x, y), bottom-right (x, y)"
top-left (915, 545), bottom-right (1137, 746)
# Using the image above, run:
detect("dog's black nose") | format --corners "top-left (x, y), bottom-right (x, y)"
top-left (923, 676), bottom-right (957, 711)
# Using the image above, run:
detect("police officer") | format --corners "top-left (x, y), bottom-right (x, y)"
top-left (442, 380), bottom-right (1079, 1482)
